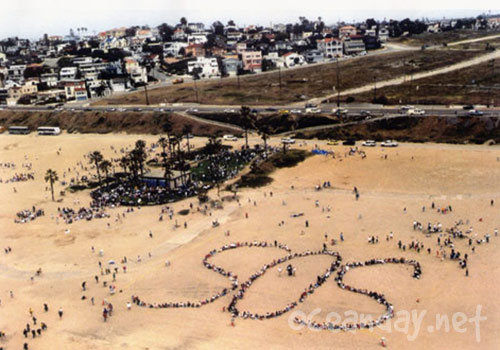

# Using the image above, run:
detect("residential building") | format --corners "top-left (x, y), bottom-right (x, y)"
top-left (7, 64), bottom-right (26, 82)
top-left (241, 50), bottom-right (262, 72)
top-left (343, 35), bottom-right (366, 55)
top-left (282, 52), bottom-right (305, 68)
top-left (59, 66), bottom-right (78, 81)
top-left (40, 73), bottom-right (58, 87)
top-left (236, 43), bottom-right (247, 54)
top-left (7, 80), bottom-right (38, 102)
top-left (187, 33), bottom-right (208, 45)
top-left (339, 25), bottom-right (357, 38)
top-left (222, 56), bottom-right (241, 76)
top-left (305, 50), bottom-right (325, 64)
top-left (187, 57), bottom-right (220, 78)
top-left (378, 28), bottom-right (389, 42)
top-left (164, 42), bottom-right (188, 57)
top-left (263, 52), bottom-right (285, 68)
top-left (129, 66), bottom-right (148, 85)
top-left (188, 22), bottom-right (205, 32)
top-left (185, 43), bottom-right (206, 57)
top-left (317, 38), bottom-right (343, 58)
top-left (64, 81), bottom-right (88, 101)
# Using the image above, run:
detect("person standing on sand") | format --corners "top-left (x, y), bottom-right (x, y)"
top-left (58, 307), bottom-right (63, 318)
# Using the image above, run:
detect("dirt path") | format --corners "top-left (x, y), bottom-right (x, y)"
top-left (308, 50), bottom-right (500, 105)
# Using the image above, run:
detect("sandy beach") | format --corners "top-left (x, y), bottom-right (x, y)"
top-left (0, 132), bottom-right (499, 350)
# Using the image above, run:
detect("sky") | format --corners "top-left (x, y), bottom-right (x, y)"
top-left (1, 0), bottom-right (499, 40)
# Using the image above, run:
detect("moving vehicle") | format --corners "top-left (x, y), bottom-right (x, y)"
top-left (400, 105), bottom-right (414, 112)
top-left (360, 110), bottom-right (372, 117)
top-left (279, 109), bottom-right (290, 115)
top-left (172, 78), bottom-right (184, 84)
top-left (362, 140), bottom-right (376, 147)
top-left (381, 140), bottom-right (398, 147)
top-left (224, 109), bottom-right (236, 113)
top-left (281, 137), bottom-right (296, 144)
top-left (265, 107), bottom-right (278, 112)
top-left (185, 108), bottom-right (198, 113)
top-left (37, 126), bottom-right (61, 135)
top-left (305, 107), bottom-right (321, 114)
top-left (468, 109), bottom-right (484, 116)
top-left (406, 108), bottom-right (425, 116)
top-left (290, 109), bottom-right (302, 114)
top-left (222, 134), bottom-right (238, 141)
top-left (332, 108), bottom-right (348, 116)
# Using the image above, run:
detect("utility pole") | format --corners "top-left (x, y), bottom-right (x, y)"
top-left (144, 84), bottom-right (150, 105)
top-left (336, 58), bottom-right (340, 107)
top-left (194, 77), bottom-right (199, 103)
top-left (373, 75), bottom-right (377, 102)
top-left (408, 69), bottom-right (413, 104)
top-left (237, 72), bottom-right (241, 89)
top-left (488, 59), bottom-right (495, 107)
top-left (278, 66), bottom-right (282, 94)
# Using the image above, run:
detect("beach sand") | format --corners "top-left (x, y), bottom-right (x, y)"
top-left (0, 133), bottom-right (499, 349)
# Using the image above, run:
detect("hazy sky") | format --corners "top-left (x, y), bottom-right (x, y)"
top-left (2, 0), bottom-right (499, 39)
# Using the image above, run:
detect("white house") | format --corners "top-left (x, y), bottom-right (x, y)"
top-left (187, 57), bottom-right (220, 78)
top-left (317, 38), bottom-right (343, 58)
top-left (282, 52), bottom-right (305, 68)
top-left (187, 33), bottom-right (208, 45)
top-left (378, 28), bottom-right (389, 42)
top-left (164, 42), bottom-right (188, 57)
top-left (263, 52), bottom-right (285, 68)
top-left (59, 67), bottom-right (78, 81)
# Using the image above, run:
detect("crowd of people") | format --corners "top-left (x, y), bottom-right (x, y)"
top-left (228, 249), bottom-right (342, 321)
top-left (0, 172), bottom-right (35, 184)
top-left (57, 206), bottom-right (110, 224)
top-left (131, 241), bottom-right (293, 309)
top-left (15, 207), bottom-right (44, 224)
top-left (294, 257), bottom-right (422, 331)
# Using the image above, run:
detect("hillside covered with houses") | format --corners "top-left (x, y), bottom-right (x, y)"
top-left (0, 14), bottom-right (499, 106)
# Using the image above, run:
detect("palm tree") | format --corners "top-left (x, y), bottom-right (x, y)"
top-left (255, 119), bottom-right (272, 154)
top-left (99, 160), bottom-right (112, 184)
top-left (88, 151), bottom-right (103, 186)
top-left (158, 137), bottom-right (172, 186)
top-left (44, 169), bottom-right (58, 201)
top-left (134, 140), bottom-right (147, 177)
top-left (240, 106), bottom-right (255, 149)
top-left (182, 124), bottom-right (193, 153)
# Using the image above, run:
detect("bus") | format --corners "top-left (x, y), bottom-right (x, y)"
top-left (37, 126), bottom-right (61, 135)
top-left (8, 126), bottom-right (30, 134)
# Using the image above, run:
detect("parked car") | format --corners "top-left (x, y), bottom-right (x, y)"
top-left (281, 137), bottom-right (296, 144)
top-left (290, 109), bottom-right (303, 114)
top-left (172, 78), bottom-right (184, 84)
top-left (327, 139), bottom-right (339, 145)
top-left (185, 108), bottom-right (198, 113)
top-left (468, 109), bottom-right (484, 116)
top-left (342, 139), bottom-right (356, 146)
top-left (381, 140), bottom-right (398, 147)
top-left (279, 109), bottom-right (290, 115)
top-left (463, 104), bottom-right (474, 110)
top-left (222, 134), bottom-right (238, 141)
top-left (360, 110), bottom-right (372, 117)
top-left (265, 107), bottom-right (278, 112)
top-left (224, 108), bottom-right (236, 113)
top-left (362, 140), bottom-right (376, 147)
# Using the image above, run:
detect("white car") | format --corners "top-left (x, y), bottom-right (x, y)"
top-left (332, 108), bottom-right (348, 115)
top-left (407, 108), bottom-right (425, 115)
top-left (362, 140), bottom-right (376, 147)
top-left (290, 109), bottom-right (303, 114)
top-left (381, 140), bottom-right (398, 147)
top-left (185, 108), bottom-right (198, 113)
top-left (400, 105), bottom-right (415, 112)
top-left (224, 109), bottom-right (236, 113)
top-left (281, 137), bottom-right (296, 144)
top-left (305, 107), bottom-right (321, 114)
top-left (223, 134), bottom-right (238, 141)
